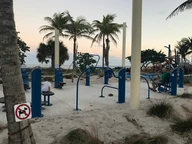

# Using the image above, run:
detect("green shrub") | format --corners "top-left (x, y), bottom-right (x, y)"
top-left (147, 100), bottom-right (173, 119)
top-left (98, 73), bottom-right (104, 77)
top-left (64, 74), bottom-right (77, 79)
top-left (124, 133), bottom-right (168, 144)
top-left (183, 77), bottom-right (191, 84)
top-left (52, 128), bottom-right (103, 144)
top-left (171, 118), bottom-right (192, 133)
top-left (42, 76), bottom-right (54, 82)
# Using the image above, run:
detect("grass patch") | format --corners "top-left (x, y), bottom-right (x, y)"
top-left (52, 128), bottom-right (103, 144)
top-left (177, 93), bottom-right (192, 99)
top-left (124, 133), bottom-right (168, 144)
top-left (171, 117), bottom-right (192, 133)
top-left (147, 100), bottom-right (173, 119)
top-left (98, 73), bottom-right (104, 77)
top-left (64, 74), bottom-right (78, 79)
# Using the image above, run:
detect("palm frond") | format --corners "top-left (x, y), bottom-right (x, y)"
top-left (42, 32), bottom-right (54, 41)
top-left (91, 34), bottom-right (99, 47)
top-left (109, 34), bottom-right (117, 45)
top-left (39, 25), bottom-right (54, 33)
top-left (166, 0), bottom-right (192, 20)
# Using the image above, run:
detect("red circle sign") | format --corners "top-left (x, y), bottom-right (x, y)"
top-left (15, 104), bottom-right (31, 120)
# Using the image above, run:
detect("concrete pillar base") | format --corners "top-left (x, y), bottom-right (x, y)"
top-left (177, 88), bottom-right (184, 95)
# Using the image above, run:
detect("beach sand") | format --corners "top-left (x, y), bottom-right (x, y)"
top-left (0, 76), bottom-right (191, 144)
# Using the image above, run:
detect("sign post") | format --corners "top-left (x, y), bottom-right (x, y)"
top-left (14, 102), bottom-right (32, 122)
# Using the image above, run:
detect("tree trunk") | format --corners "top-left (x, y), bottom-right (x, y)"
top-left (0, 0), bottom-right (36, 144)
top-left (51, 42), bottom-right (55, 69)
top-left (102, 36), bottom-right (105, 67)
top-left (105, 38), bottom-right (110, 67)
top-left (72, 37), bottom-right (77, 83)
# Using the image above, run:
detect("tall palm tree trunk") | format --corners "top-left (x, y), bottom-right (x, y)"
top-left (105, 38), bottom-right (110, 67)
top-left (72, 37), bottom-right (77, 83)
top-left (102, 36), bottom-right (105, 67)
top-left (0, 0), bottom-right (36, 143)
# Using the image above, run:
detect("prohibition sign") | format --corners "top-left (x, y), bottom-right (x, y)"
top-left (14, 103), bottom-right (31, 122)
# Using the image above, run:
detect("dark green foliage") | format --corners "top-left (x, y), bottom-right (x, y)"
top-left (183, 77), bottom-right (191, 84)
top-left (91, 14), bottom-right (123, 67)
top-left (147, 101), bottom-right (173, 118)
top-left (42, 77), bottom-right (54, 82)
top-left (166, 0), bottom-right (192, 19)
top-left (76, 52), bottom-right (97, 72)
top-left (36, 40), bottom-right (69, 68)
top-left (64, 74), bottom-right (77, 79)
top-left (175, 37), bottom-right (192, 62)
top-left (52, 128), bottom-right (103, 144)
top-left (17, 35), bottom-right (30, 65)
top-left (39, 12), bottom-right (69, 40)
top-left (171, 118), bottom-right (192, 133)
top-left (124, 134), bottom-right (168, 144)
top-left (126, 49), bottom-right (166, 63)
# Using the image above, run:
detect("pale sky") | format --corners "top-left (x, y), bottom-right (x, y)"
top-left (13, 0), bottom-right (192, 66)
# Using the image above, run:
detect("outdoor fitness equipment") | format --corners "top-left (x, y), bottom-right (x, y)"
top-left (127, 74), bottom-right (151, 99)
top-left (84, 54), bottom-right (113, 86)
top-left (100, 68), bottom-right (126, 103)
top-left (31, 67), bottom-right (43, 118)
top-left (75, 67), bottom-right (126, 111)
top-left (157, 67), bottom-right (184, 95)
top-left (21, 65), bottom-right (30, 91)
top-left (54, 67), bottom-right (65, 89)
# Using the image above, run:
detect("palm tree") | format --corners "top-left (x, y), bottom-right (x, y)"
top-left (175, 37), bottom-right (192, 62)
top-left (65, 11), bottom-right (93, 82)
top-left (92, 14), bottom-right (123, 67)
top-left (166, 0), bottom-right (192, 19)
top-left (0, 0), bottom-right (36, 143)
top-left (39, 12), bottom-right (69, 40)
top-left (36, 40), bottom-right (69, 68)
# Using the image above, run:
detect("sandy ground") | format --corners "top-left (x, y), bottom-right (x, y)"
top-left (0, 76), bottom-right (191, 144)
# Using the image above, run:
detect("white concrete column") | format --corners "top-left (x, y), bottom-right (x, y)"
top-left (55, 29), bottom-right (59, 68)
top-left (130, 0), bottom-right (142, 109)
top-left (122, 22), bottom-right (127, 67)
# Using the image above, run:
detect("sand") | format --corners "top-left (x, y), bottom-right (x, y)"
top-left (0, 76), bottom-right (191, 144)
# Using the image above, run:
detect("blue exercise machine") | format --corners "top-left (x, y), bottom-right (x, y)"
top-left (85, 66), bottom-right (113, 86)
top-left (127, 74), bottom-right (151, 99)
top-left (54, 67), bottom-right (65, 89)
top-left (82, 54), bottom-right (113, 86)
top-left (31, 67), bottom-right (43, 118)
top-left (100, 68), bottom-right (126, 103)
top-left (21, 66), bottom-right (30, 91)
top-left (75, 67), bottom-right (126, 111)
top-left (155, 67), bottom-right (184, 95)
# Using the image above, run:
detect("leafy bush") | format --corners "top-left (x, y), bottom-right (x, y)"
top-left (183, 77), bottom-right (191, 84)
top-left (64, 74), bottom-right (77, 79)
top-left (124, 133), bottom-right (168, 144)
top-left (147, 100), bottom-right (173, 119)
top-left (171, 118), bottom-right (192, 133)
top-left (76, 53), bottom-right (97, 72)
top-left (98, 73), bottom-right (104, 77)
top-left (52, 128), bottom-right (103, 144)
top-left (42, 76), bottom-right (54, 82)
